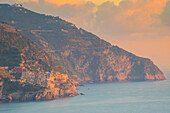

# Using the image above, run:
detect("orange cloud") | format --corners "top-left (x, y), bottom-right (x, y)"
top-left (44, 0), bottom-right (84, 6)
top-left (31, 0), bottom-right (38, 2)
top-left (104, 0), bottom-right (168, 33)
top-left (18, 0), bottom-right (38, 3)
top-left (131, 0), bottom-right (167, 24)
top-left (85, 0), bottom-right (122, 6)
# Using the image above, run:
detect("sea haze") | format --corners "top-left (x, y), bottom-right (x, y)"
top-left (0, 73), bottom-right (170, 113)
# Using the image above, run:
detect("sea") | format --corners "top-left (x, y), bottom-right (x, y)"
top-left (0, 73), bottom-right (170, 113)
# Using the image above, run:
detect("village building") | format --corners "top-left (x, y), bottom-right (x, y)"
top-left (10, 67), bottom-right (26, 80)
top-left (8, 66), bottom-right (69, 87)
top-left (61, 74), bottom-right (69, 82)
top-left (12, 3), bottom-right (22, 7)
top-left (10, 67), bottom-right (25, 73)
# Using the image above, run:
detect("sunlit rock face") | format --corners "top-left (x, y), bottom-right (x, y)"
top-left (3, 78), bottom-right (78, 102)
top-left (60, 45), bottom-right (165, 83)
top-left (0, 77), bottom-right (78, 102)
top-left (35, 79), bottom-right (78, 101)
top-left (0, 79), bottom-right (3, 98)
top-left (40, 78), bottom-right (78, 99)
top-left (0, 4), bottom-right (166, 83)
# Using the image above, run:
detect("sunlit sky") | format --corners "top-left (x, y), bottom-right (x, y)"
top-left (0, 0), bottom-right (170, 73)
top-left (17, 0), bottom-right (122, 6)
top-left (85, 0), bottom-right (122, 5)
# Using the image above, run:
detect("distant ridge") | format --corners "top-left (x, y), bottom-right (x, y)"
top-left (0, 4), bottom-right (166, 83)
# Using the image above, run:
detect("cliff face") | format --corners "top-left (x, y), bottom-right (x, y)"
top-left (56, 41), bottom-right (165, 82)
top-left (0, 4), bottom-right (166, 83)
top-left (93, 47), bottom-right (165, 82)
top-left (35, 79), bottom-right (78, 101)
top-left (0, 79), bottom-right (3, 98)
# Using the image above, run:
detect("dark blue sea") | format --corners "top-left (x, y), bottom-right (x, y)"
top-left (0, 73), bottom-right (170, 113)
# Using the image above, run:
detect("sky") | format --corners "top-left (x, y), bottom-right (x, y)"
top-left (0, 0), bottom-right (170, 73)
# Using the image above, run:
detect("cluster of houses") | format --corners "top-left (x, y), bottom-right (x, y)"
top-left (0, 66), bottom-right (69, 87)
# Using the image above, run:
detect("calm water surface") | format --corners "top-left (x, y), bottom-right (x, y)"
top-left (0, 73), bottom-right (170, 113)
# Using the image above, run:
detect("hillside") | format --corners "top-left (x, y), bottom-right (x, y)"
top-left (0, 21), bottom-right (78, 102)
top-left (0, 4), bottom-right (166, 82)
top-left (0, 21), bottom-right (64, 73)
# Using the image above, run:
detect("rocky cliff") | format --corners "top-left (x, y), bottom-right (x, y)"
top-left (0, 78), bottom-right (3, 99)
top-left (0, 4), bottom-right (166, 83)
top-left (0, 76), bottom-right (78, 102)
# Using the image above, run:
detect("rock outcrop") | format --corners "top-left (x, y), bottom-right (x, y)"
top-left (35, 80), bottom-right (78, 101)
top-left (0, 4), bottom-right (166, 83)
top-left (1, 79), bottom-right (78, 102)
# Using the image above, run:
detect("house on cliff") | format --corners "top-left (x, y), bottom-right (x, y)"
top-left (10, 67), bottom-right (26, 80)
top-left (47, 72), bottom-right (69, 83)
top-left (12, 3), bottom-right (22, 7)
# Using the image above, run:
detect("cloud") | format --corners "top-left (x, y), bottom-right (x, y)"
top-left (44, 0), bottom-right (84, 6)
top-left (92, 0), bottom-right (168, 38)
top-left (21, 0), bottom-right (122, 6)
top-left (85, 0), bottom-right (122, 6)
top-left (56, 2), bottom-right (97, 28)
top-left (161, 1), bottom-right (170, 26)
top-left (18, 0), bottom-right (38, 3)
top-left (22, 0), bottom-right (97, 28)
